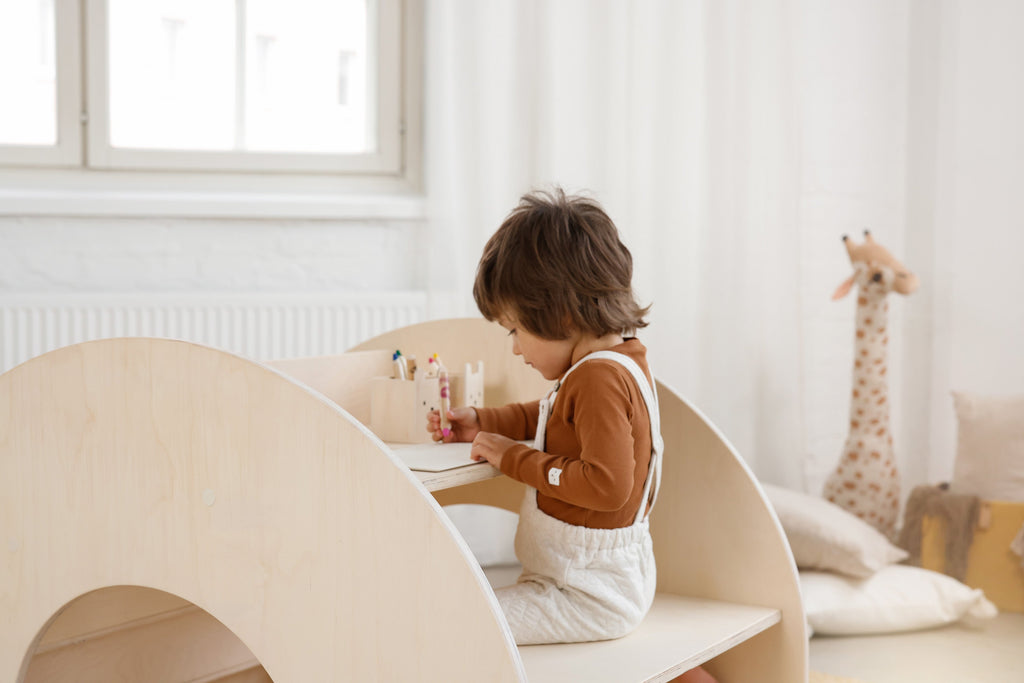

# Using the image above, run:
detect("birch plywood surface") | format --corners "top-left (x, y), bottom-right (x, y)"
top-left (0, 338), bottom-right (523, 683)
top-left (350, 317), bottom-right (553, 410)
top-left (652, 385), bottom-right (808, 682)
top-left (518, 595), bottom-right (779, 683)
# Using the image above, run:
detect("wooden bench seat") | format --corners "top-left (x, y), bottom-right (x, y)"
top-left (519, 595), bottom-right (780, 683)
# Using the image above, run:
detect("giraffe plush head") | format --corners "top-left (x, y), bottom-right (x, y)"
top-left (831, 231), bottom-right (920, 301)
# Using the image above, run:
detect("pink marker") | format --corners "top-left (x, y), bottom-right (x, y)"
top-left (438, 362), bottom-right (451, 437)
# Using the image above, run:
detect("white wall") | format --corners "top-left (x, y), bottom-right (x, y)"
top-left (797, 0), bottom-right (913, 491)
top-left (925, 0), bottom-right (1024, 479)
top-left (0, 216), bottom-right (421, 293)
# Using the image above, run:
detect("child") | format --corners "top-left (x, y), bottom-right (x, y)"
top-left (426, 187), bottom-right (718, 683)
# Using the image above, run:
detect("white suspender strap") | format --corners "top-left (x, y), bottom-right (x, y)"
top-left (533, 350), bottom-right (664, 525)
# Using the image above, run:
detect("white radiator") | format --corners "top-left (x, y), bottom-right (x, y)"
top-left (0, 292), bottom-right (428, 373)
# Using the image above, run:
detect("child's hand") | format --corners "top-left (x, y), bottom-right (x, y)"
top-left (470, 432), bottom-right (518, 469)
top-left (426, 406), bottom-right (480, 443)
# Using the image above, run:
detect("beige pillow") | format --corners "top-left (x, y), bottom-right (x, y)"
top-left (951, 392), bottom-right (1024, 502)
top-left (763, 483), bottom-right (907, 578)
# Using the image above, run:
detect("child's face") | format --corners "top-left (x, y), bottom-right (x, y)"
top-left (498, 315), bottom-right (578, 381)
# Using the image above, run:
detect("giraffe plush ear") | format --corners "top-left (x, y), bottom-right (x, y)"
top-left (832, 274), bottom-right (856, 301)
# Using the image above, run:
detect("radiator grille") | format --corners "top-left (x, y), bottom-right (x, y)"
top-left (0, 292), bottom-right (427, 372)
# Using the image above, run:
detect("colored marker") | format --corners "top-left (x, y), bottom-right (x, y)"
top-left (438, 361), bottom-right (451, 437)
top-left (392, 350), bottom-right (408, 379)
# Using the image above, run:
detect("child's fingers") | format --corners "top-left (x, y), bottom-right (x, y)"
top-left (449, 406), bottom-right (476, 424)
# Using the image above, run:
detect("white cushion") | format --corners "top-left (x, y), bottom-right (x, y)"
top-left (800, 565), bottom-right (998, 635)
top-left (443, 503), bottom-right (518, 566)
top-left (763, 483), bottom-right (907, 578)
top-left (951, 391), bottom-right (1024, 502)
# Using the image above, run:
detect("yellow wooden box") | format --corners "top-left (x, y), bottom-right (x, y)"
top-left (921, 499), bottom-right (1024, 612)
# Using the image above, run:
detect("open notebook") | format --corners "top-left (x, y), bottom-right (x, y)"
top-left (387, 441), bottom-right (483, 472)
top-left (388, 441), bottom-right (531, 472)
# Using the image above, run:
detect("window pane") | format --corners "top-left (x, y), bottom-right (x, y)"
top-left (107, 0), bottom-right (373, 155)
top-left (0, 0), bottom-right (58, 146)
top-left (108, 0), bottom-right (236, 150)
top-left (246, 0), bottom-right (372, 153)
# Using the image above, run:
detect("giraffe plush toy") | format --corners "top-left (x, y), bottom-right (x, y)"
top-left (822, 231), bottom-right (919, 538)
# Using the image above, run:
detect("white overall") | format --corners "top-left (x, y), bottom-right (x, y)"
top-left (495, 351), bottom-right (664, 645)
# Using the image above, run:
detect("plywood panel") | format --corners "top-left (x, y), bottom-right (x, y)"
top-left (0, 338), bottom-right (523, 683)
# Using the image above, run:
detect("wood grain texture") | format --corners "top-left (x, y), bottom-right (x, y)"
top-left (518, 595), bottom-right (779, 683)
top-left (25, 597), bottom-right (259, 683)
top-left (651, 384), bottom-right (808, 682)
top-left (0, 338), bottom-right (523, 682)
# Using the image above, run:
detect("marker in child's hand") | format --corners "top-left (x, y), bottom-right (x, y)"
top-left (438, 358), bottom-right (451, 438)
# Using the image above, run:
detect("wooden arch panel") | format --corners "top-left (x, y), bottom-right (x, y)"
top-left (0, 338), bottom-right (523, 682)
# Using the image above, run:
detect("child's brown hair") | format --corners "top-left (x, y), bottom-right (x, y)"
top-left (473, 187), bottom-right (650, 340)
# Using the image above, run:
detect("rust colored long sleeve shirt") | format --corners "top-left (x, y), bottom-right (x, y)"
top-left (475, 338), bottom-right (654, 529)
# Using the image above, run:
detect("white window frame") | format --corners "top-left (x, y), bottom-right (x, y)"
top-left (0, 0), bottom-right (82, 167)
top-left (0, 0), bottom-right (423, 218)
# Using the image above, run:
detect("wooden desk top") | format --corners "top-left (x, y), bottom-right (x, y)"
top-left (386, 441), bottom-right (503, 492)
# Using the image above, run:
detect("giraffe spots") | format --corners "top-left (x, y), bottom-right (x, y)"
top-left (848, 452), bottom-right (859, 461)
top-left (873, 358), bottom-right (884, 365)
top-left (871, 388), bottom-right (880, 395)
top-left (827, 495), bottom-right (837, 503)
top-left (879, 326), bottom-right (886, 334)
top-left (852, 389), bottom-right (860, 398)
top-left (880, 366), bottom-right (887, 376)
top-left (843, 481), bottom-right (856, 490)
top-left (883, 336), bottom-right (889, 345)
top-left (868, 483), bottom-right (881, 493)
top-left (870, 419), bottom-right (879, 425)
top-left (860, 349), bottom-right (869, 357)
top-left (856, 329), bottom-right (865, 338)
top-left (855, 360), bottom-right (863, 369)
top-left (854, 471), bottom-right (863, 479)
top-left (851, 420), bottom-right (860, 429)
top-left (890, 467), bottom-right (897, 477)
top-left (877, 396), bottom-right (886, 405)
top-left (859, 378), bottom-right (866, 386)
top-left (859, 297), bottom-right (868, 306)
top-left (891, 499), bottom-right (899, 509)
top-left (865, 317), bottom-right (873, 325)
top-left (870, 451), bottom-right (881, 459)
top-left (877, 427), bottom-right (886, 437)
top-left (848, 499), bottom-right (857, 507)
top-left (857, 409), bottom-right (865, 416)
top-left (858, 441), bottom-right (864, 448)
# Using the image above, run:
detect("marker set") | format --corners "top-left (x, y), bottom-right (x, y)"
top-left (370, 351), bottom-right (484, 444)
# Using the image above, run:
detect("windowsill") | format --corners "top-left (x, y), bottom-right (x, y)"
top-left (0, 168), bottom-right (426, 221)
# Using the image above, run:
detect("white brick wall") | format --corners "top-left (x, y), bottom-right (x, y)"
top-left (0, 216), bottom-right (421, 293)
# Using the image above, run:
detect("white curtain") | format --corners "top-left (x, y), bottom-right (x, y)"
top-left (421, 0), bottom-right (1024, 495)
top-left (424, 0), bottom-right (806, 487)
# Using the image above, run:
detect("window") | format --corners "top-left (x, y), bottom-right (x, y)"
top-left (0, 0), bottom-right (81, 165)
top-left (0, 0), bottom-right (418, 188)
